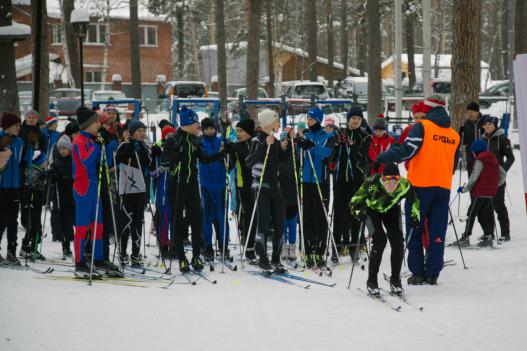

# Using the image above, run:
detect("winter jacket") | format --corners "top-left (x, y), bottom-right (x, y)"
top-left (42, 128), bottom-right (61, 156)
top-left (115, 140), bottom-right (152, 195)
top-left (331, 128), bottom-right (370, 184)
top-left (72, 131), bottom-right (102, 197)
top-left (481, 128), bottom-right (515, 172)
top-left (377, 106), bottom-right (460, 175)
top-left (246, 131), bottom-right (289, 189)
top-left (462, 116), bottom-right (484, 167)
top-left (349, 174), bottom-right (420, 221)
top-left (199, 134), bottom-right (226, 189)
top-left (462, 150), bottom-right (505, 198)
top-left (368, 132), bottom-right (395, 174)
top-left (161, 128), bottom-right (224, 184)
top-left (279, 144), bottom-right (298, 207)
top-left (228, 140), bottom-right (252, 189)
top-left (0, 131), bottom-right (31, 189)
top-left (301, 125), bottom-right (334, 184)
top-left (98, 128), bottom-right (120, 168)
top-left (20, 122), bottom-right (47, 166)
top-left (398, 124), bottom-right (413, 144)
top-left (50, 145), bottom-right (74, 205)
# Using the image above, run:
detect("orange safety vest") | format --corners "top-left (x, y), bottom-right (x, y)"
top-left (408, 119), bottom-right (460, 190)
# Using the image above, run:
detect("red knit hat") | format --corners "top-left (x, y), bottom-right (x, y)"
top-left (45, 115), bottom-right (58, 127)
top-left (422, 95), bottom-right (446, 113)
top-left (412, 101), bottom-right (426, 115)
top-left (162, 125), bottom-right (176, 140)
top-left (1, 112), bottom-right (22, 130)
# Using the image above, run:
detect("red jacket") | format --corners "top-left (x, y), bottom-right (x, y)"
top-left (398, 124), bottom-right (414, 170)
top-left (471, 151), bottom-right (499, 198)
top-left (368, 132), bottom-right (394, 174)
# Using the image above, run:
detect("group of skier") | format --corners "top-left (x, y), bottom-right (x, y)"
top-left (0, 95), bottom-right (515, 295)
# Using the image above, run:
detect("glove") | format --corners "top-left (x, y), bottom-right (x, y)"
top-left (338, 130), bottom-right (348, 144)
top-left (38, 169), bottom-right (50, 180)
top-left (0, 135), bottom-right (13, 149)
top-left (294, 137), bottom-right (315, 149)
top-left (372, 160), bottom-right (381, 172)
top-left (357, 207), bottom-right (368, 221)
top-left (411, 217), bottom-right (420, 230)
top-left (95, 133), bottom-right (105, 145)
top-left (329, 161), bottom-right (336, 173)
top-left (457, 186), bottom-right (463, 193)
top-left (151, 166), bottom-right (170, 178)
top-left (223, 141), bottom-right (234, 154)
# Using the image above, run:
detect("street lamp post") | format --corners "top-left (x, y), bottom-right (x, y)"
top-left (70, 8), bottom-right (90, 107)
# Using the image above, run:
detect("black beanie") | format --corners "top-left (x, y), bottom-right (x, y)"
top-left (346, 106), bottom-right (364, 121)
top-left (466, 102), bottom-right (480, 112)
top-left (77, 107), bottom-right (99, 130)
top-left (64, 121), bottom-right (80, 137)
top-left (382, 163), bottom-right (400, 176)
top-left (158, 119), bottom-right (173, 129)
top-left (201, 117), bottom-right (216, 131)
top-left (236, 118), bottom-right (255, 136)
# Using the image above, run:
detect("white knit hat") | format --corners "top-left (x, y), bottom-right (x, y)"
top-left (258, 109), bottom-right (278, 128)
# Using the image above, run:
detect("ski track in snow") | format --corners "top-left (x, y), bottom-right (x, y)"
top-left (1, 126), bottom-right (526, 351)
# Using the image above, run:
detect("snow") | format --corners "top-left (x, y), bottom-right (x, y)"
top-left (112, 74), bottom-right (123, 82)
top-left (0, 21), bottom-right (30, 37)
top-left (1, 117), bottom-right (526, 350)
top-left (382, 54), bottom-right (490, 69)
top-left (70, 8), bottom-right (90, 24)
top-left (15, 53), bottom-right (68, 84)
top-left (155, 74), bottom-right (166, 83)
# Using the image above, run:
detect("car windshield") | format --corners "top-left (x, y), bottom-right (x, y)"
top-left (93, 92), bottom-right (127, 101)
top-left (175, 84), bottom-right (205, 97)
top-left (53, 90), bottom-right (91, 98)
top-left (433, 82), bottom-right (451, 94)
top-left (234, 88), bottom-right (267, 98)
top-left (293, 85), bottom-right (327, 98)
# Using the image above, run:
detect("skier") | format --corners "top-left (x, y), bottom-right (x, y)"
top-left (199, 117), bottom-right (230, 262)
top-left (161, 106), bottom-right (224, 273)
top-left (42, 115), bottom-right (62, 242)
top-left (377, 96), bottom-right (460, 285)
top-left (462, 102), bottom-right (484, 176)
top-left (349, 163), bottom-right (420, 296)
top-left (72, 107), bottom-right (104, 278)
top-left (0, 112), bottom-right (29, 265)
top-left (368, 117), bottom-right (394, 175)
top-left (331, 107), bottom-right (371, 260)
top-left (115, 120), bottom-right (152, 267)
top-left (457, 140), bottom-right (506, 248)
top-left (246, 109), bottom-right (289, 272)
top-left (480, 115), bottom-right (514, 242)
top-left (299, 107), bottom-right (334, 268)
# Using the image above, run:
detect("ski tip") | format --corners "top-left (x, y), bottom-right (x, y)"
top-left (233, 266), bottom-right (238, 271)
top-left (419, 307), bottom-right (424, 311)
top-left (212, 280), bottom-right (217, 284)
top-left (304, 284), bottom-right (311, 289)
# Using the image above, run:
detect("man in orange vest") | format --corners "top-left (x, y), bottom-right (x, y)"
top-left (378, 96), bottom-right (460, 285)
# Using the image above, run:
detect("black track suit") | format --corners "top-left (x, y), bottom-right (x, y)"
top-left (246, 131), bottom-right (289, 264)
top-left (331, 127), bottom-right (371, 251)
top-left (462, 115), bottom-right (484, 176)
top-left (481, 128), bottom-right (514, 238)
top-left (115, 140), bottom-right (151, 259)
top-left (161, 129), bottom-right (224, 259)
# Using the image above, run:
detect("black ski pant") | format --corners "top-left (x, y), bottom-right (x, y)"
top-left (254, 184), bottom-right (284, 263)
top-left (463, 197), bottom-right (494, 237)
top-left (50, 183), bottom-right (61, 241)
top-left (170, 181), bottom-right (202, 259)
top-left (21, 189), bottom-right (44, 252)
top-left (302, 183), bottom-right (329, 255)
top-left (59, 202), bottom-right (75, 251)
top-left (367, 206), bottom-right (404, 283)
top-left (0, 189), bottom-right (21, 255)
top-left (492, 184), bottom-right (510, 237)
top-left (101, 188), bottom-right (115, 261)
top-left (119, 193), bottom-right (145, 258)
top-left (333, 179), bottom-right (362, 251)
top-left (237, 185), bottom-right (256, 256)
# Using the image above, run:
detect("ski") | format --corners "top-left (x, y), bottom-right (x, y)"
top-left (43, 275), bottom-right (176, 288)
top-left (1, 263), bottom-right (54, 274)
top-left (247, 271), bottom-right (310, 289)
top-left (276, 272), bottom-right (336, 287)
top-left (310, 266), bottom-right (332, 277)
top-left (190, 269), bottom-right (217, 284)
top-left (181, 272), bottom-right (198, 285)
top-left (357, 288), bottom-right (402, 312)
top-left (217, 258), bottom-right (238, 271)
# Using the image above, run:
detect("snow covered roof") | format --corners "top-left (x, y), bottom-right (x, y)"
top-left (0, 21), bottom-right (31, 38)
top-left (200, 41), bottom-right (361, 76)
top-left (382, 54), bottom-right (489, 69)
top-left (16, 53), bottom-right (68, 83)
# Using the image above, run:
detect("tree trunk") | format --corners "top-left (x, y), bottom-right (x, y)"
top-left (32, 0), bottom-right (49, 119)
top-left (306, 0), bottom-right (317, 82)
top-left (100, 0), bottom-right (111, 90)
top-left (451, 0), bottom-right (482, 132)
top-left (209, 0), bottom-right (216, 45)
top-left (266, 0), bottom-right (275, 97)
top-left (357, 14), bottom-right (368, 76)
top-left (326, 0), bottom-right (334, 89)
top-left (340, 0), bottom-right (348, 79)
top-left (176, 1), bottom-right (185, 78)
top-left (405, 11), bottom-right (416, 89)
top-left (189, 6), bottom-right (199, 81)
top-left (367, 0), bottom-right (382, 123)
top-left (515, 0), bottom-right (527, 57)
top-left (129, 0), bottom-right (142, 99)
top-left (499, 2), bottom-right (508, 80)
top-left (0, 0), bottom-right (21, 115)
top-left (294, 0), bottom-right (303, 80)
top-left (60, 0), bottom-right (80, 88)
top-left (215, 0), bottom-right (228, 114)
top-left (245, 0), bottom-right (262, 116)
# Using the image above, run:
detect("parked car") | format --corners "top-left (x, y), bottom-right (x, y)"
top-left (338, 77), bottom-right (389, 110)
top-left (163, 81), bottom-right (208, 99)
top-left (91, 90), bottom-right (128, 102)
top-left (409, 78), bottom-right (451, 96)
top-left (230, 87), bottom-right (269, 99)
top-left (285, 81), bottom-right (329, 100)
top-left (50, 88), bottom-right (92, 117)
top-left (18, 91), bottom-right (32, 116)
top-left (479, 81), bottom-right (511, 108)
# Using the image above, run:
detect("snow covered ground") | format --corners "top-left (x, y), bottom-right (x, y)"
top-left (1, 147), bottom-right (526, 351)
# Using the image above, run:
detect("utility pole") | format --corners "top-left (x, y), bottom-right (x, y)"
top-left (422, 0), bottom-right (432, 97)
top-left (394, 0), bottom-right (402, 119)
top-left (508, 0), bottom-right (516, 127)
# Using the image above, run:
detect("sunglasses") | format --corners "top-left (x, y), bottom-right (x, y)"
top-left (381, 175), bottom-right (400, 183)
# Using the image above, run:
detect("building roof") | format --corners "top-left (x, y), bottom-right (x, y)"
top-left (382, 54), bottom-right (489, 69)
top-left (16, 53), bottom-right (68, 83)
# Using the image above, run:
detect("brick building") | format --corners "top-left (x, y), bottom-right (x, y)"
top-left (12, 1), bottom-right (172, 85)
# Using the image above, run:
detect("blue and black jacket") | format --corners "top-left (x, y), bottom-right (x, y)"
top-left (199, 134), bottom-right (226, 189)
top-left (301, 125), bottom-right (334, 184)
top-left (0, 131), bottom-right (32, 189)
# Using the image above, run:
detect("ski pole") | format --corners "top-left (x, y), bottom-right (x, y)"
top-left (347, 219), bottom-right (367, 289)
top-left (447, 206), bottom-right (468, 270)
top-left (37, 169), bottom-right (53, 255)
top-left (306, 150), bottom-right (340, 262)
top-left (221, 154), bottom-right (230, 273)
top-left (89, 152), bottom-right (105, 285)
top-left (298, 145), bottom-right (306, 268)
top-left (291, 140), bottom-right (305, 267)
top-left (134, 150), bottom-right (148, 259)
top-left (489, 201), bottom-right (502, 245)
top-left (241, 144), bottom-right (271, 268)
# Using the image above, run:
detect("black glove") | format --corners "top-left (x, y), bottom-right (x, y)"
top-left (337, 130), bottom-right (348, 144)
top-left (223, 141), bottom-right (234, 154)
top-left (294, 137), bottom-right (315, 149)
top-left (372, 160), bottom-right (381, 172)
top-left (411, 217), bottom-right (420, 230)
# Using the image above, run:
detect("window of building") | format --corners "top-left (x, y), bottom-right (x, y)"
top-left (84, 23), bottom-right (107, 45)
top-left (139, 25), bottom-right (157, 47)
top-left (86, 71), bottom-right (102, 82)
top-left (52, 24), bottom-right (62, 44)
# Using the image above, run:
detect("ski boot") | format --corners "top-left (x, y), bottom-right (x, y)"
top-left (191, 256), bottom-right (204, 271)
top-left (330, 249), bottom-right (339, 264)
top-left (62, 245), bottom-right (73, 259)
top-left (288, 244), bottom-right (297, 261)
top-left (179, 257), bottom-right (190, 273)
top-left (74, 262), bottom-right (102, 280)
top-left (120, 254), bottom-right (130, 266)
top-left (95, 260), bottom-right (123, 278)
top-left (258, 256), bottom-right (273, 273)
top-left (219, 246), bottom-right (231, 261)
top-left (457, 234), bottom-right (470, 247)
top-left (0, 253), bottom-right (3, 264)
top-left (272, 261), bottom-right (288, 274)
top-left (407, 275), bottom-right (427, 285)
top-left (477, 235), bottom-right (493, 248)
top-left (5, 251), bottom-right (21, 266)
top-left (341, 246), bottom-right (349, 256)
top-left (305, 254), bottom-right (315, 268)
top-left (499, 234), bottom-right (511, 242)
top-left (131, 254), bottom-right (144, 267)
top-left (315, 254), bottom-right (326, 267)
top-left (281, 244), bottom-right (289, 260)
top-left (245, 249), bottom-right (259, 265)
top-left (426, 277), bottom-right (438, 285)
top-left (349, 246), bottom-right (360, 263)
top-left (204, 246), bottom-right (214, 262)
top-left (367, 279), bottom-right (380, 298)
top-left (389, 277), bottom-right (403, 296)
